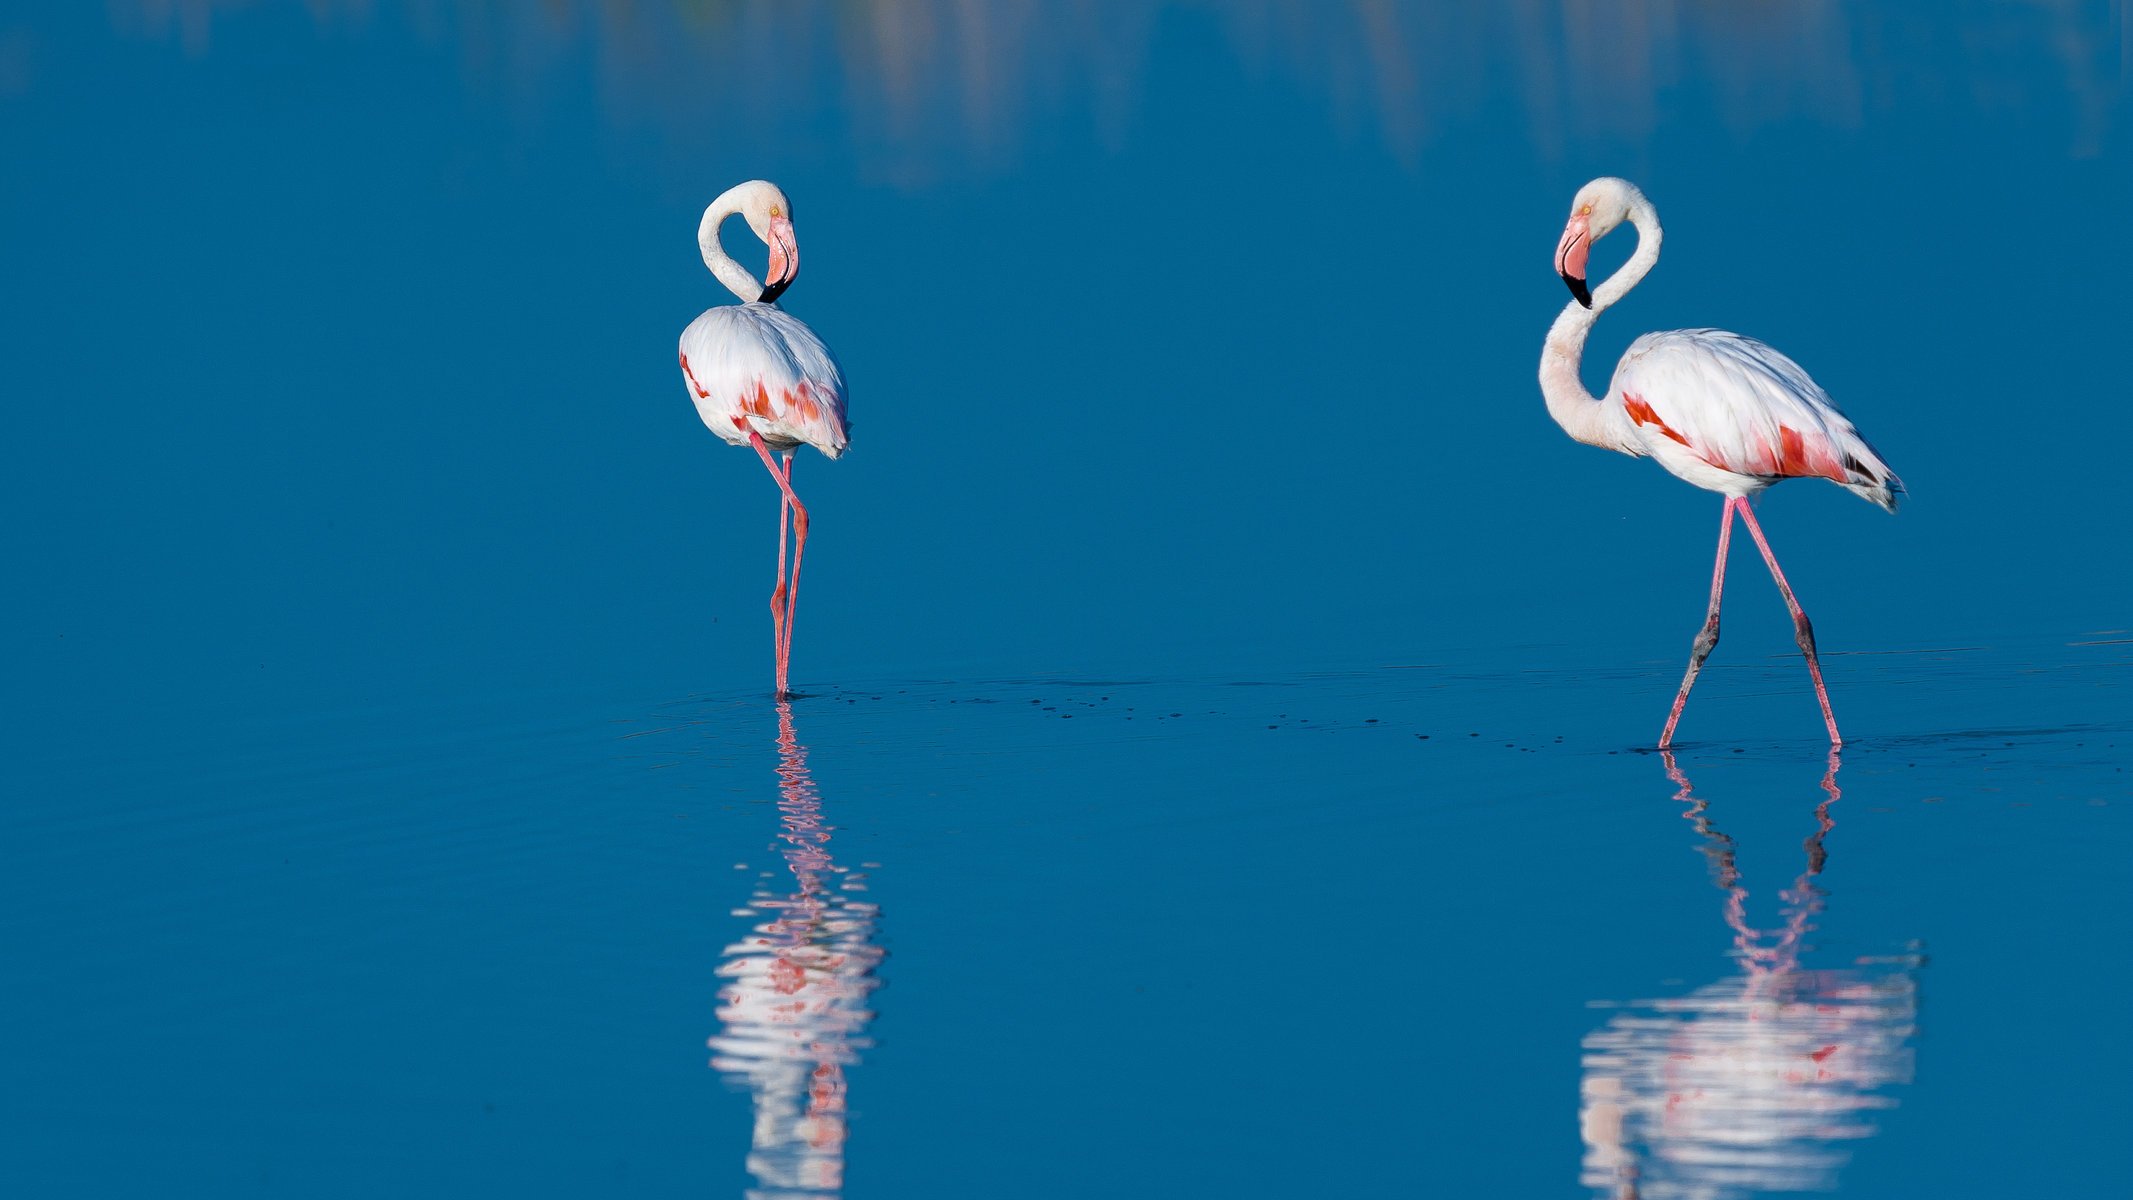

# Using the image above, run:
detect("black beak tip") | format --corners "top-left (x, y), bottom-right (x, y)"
top-left (1562, 273), bottom-right (1592, 308)
top-left (758, 278), bottom-right (791, 305)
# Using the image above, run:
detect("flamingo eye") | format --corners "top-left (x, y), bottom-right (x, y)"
top-left (1578, 205), bottom-right (1592, 216)
top-left (769, 205), bottom-right (783, 218)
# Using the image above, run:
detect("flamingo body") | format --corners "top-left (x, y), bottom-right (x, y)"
top-left (679, 302), bottom-right (849, 458)
top-left (1540, 176), bottom-right (1902, 746)
top-left (1604, 328), bottom-right (1899, 510)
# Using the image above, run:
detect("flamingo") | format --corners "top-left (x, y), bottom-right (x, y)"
top-left (1539, 177), bottom-right (1901, 747)
top-left (679, 180), bottom-right (850, 698)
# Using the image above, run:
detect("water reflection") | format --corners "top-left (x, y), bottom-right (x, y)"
top-left (1579, 752), bottom-right (1919, 1200)
top-left (709, 702), bottom-right (884, 1200)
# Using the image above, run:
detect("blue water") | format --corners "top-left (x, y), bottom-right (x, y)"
top-left (4, 4), bottom-right (2130, 1197)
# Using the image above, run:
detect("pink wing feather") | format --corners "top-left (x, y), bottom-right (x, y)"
top-left (679, 303), bottom-right (850, 458)
top-left (1609, 329), bottom-right (1901, 510)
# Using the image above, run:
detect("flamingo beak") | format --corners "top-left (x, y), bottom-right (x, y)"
top-left (1556, 213), bottom-right (1593, 308)
top-left (759, 215), bottom-right (798, 304)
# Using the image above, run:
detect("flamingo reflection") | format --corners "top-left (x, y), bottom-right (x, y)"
top-left (1579, 752), bottom-right (1919, 1200)
top-left (710, 702), bottom-right (884, 1200)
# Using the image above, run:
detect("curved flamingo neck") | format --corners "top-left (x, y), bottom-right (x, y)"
top-left (699, 184), bottom-right (768, 303)
top-left (1538, 196), bottom-right (1663, 453)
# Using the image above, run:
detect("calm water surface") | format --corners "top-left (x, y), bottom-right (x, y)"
top-left (4, 4), bottom-right (2131, 1197)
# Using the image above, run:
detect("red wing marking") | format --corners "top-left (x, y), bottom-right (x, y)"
top-left (679, 352), bottom-right (710, 399)
top-left (1621, 392), bottom-right (1857, 483)
top-left (1623, 393), bottom-right (1691, 446)
top-left (1778, 425), bottom-right (1850, 482)
top-left (1809, 1045), bottom-right (1839, 1063)
top-left (688, 365), bottom-right (834, 437)
top-left (1779, 426), bottom-right (1810, 475)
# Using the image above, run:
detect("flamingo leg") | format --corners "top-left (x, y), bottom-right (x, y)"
top-left (1659, 497), bottom-right (1736, 748)
top-left (772, 455), bottom-right (791, 677)
top-left (1734, 499), bottom-right (1842, 745)
top-left (748, 434), bottom-right (808, 697)
top-left (772, 451), bottom-right (797, 682)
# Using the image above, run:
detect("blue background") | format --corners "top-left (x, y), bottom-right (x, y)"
top-left (3, 4), bottom-right (2129, 1197)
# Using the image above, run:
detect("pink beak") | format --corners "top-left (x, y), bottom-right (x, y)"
top-left (760, 214), bottom-right (798, 304)
top-left (1555, 213), bottom-right (1592, 308)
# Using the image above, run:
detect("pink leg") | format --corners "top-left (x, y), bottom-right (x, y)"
top-left (748, 434), bottom-right (808, 697)
top-left (1734, 499), bottom-right (1843, 745)
top-left (1659, 497), bottom-right (1737, 748)
top-left (772, 456), bottom-right (797, 682)
top-left (772, 455), bottom-right (791, 674)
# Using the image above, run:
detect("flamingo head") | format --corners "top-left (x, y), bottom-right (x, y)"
top-left (735, 180), bottom-right (800, 304)
top-left (1556, 177), bottom-right (1642, 309)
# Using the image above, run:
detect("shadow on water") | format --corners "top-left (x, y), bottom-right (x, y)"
top-left (708, 701), bottom-right (885, 1200)
top-left (1580, 751), bottom-right (1922, 1200)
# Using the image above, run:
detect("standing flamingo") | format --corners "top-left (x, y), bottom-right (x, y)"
top-left (680, 180), bottom-right (849, 698)
top-left (1539, 177), bottom-right (1901, 747)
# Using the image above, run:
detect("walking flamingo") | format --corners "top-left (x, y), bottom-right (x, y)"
top-left (679, 180), bottom-right (849, 697)
top-left (1539, 177), bottom-right (1901, 746)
